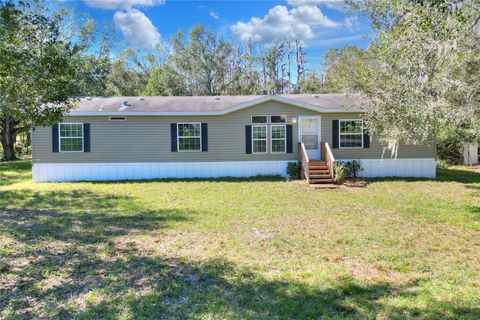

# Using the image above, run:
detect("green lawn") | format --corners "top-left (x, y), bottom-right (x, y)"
top-left (0, 161), bottom-right (479, 319)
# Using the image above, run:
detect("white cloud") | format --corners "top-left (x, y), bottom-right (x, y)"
top-left (113, 9), bottom-right (161, 47)
top-left (84, 0), bottom-right (165, 10)
top-left (287, 0), bottom-right (345, 11)
top-left (344, 16), bottom-right (359, 31)
top-left (209, 11), bottom-right (220, 19)
top-left (231, 5), bottom-right (339, 44)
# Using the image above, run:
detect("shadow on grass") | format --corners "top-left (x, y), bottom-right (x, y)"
top-left (436, 167), bottom-right (480, 184)
top-left (0, 161), bottom-right (31, 186)
top-left (3, 244), bottom-right (479, 319)
top-left (0, 189), bottom-right (190, 244)
top-left (363, 167), bottom-right (480, 186)
top-left (77, 174), bottom-right (286, 185)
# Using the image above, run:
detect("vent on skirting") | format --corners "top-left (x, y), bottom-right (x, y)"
top-left (109, 116), bottom-right (126, 121)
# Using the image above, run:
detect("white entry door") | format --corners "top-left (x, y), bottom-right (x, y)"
top-left (299, 116), bottom-right (321, 160)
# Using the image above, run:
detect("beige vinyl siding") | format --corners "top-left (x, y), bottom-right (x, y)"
top-left (321, 114), bottom-right (435, 159)
top-left (32, 101), bottom-right (434, 164)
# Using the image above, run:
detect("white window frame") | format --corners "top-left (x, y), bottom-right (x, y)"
top-left (177, 122), bottom-right (202, 152)
top-left (59, 123), bottom-right (84, 153)
top-left (339, 119), bottom-right (364, 149)
top-left (270, 115), bottom-right (287, 124)
top-left (252, 125), bottom-right (268, 154)
top-left (251, 115), bottom-right (268, 124)
top-left (270, 125), bottom-right (286, 153)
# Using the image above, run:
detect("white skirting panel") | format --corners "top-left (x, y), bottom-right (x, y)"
top-left (337, 158), bottom-right (436, 179)
top-left (32, 161), bottom-right (291, 182)
top-left (463, 142), bottom-right (478, 165)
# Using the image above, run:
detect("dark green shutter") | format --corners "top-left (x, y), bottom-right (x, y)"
top-left (246, 125), bottom-right (252, 154)
top-left (332, 120), bottom-right (339, 149)
top-left (83, 123), bottom-right (90, 152)
top-left (286, 125), bottom-right (293, 153)
top-left (363, 120), bottom-right (370, 148)
top-left (171, 123), bottom-right (177, 152)
top-left (52, 124), bottom-right (59, 152)
top-left (201, 123), bottom-right (208, 152)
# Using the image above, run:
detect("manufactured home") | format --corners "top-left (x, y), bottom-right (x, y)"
top-left (32, 94), bottom-right (436, 184)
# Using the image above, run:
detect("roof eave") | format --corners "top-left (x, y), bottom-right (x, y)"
top-left (68, 95), bottom-right (362, 116)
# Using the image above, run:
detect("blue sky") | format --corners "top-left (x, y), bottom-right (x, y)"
top-left (63, 0), bottom-right (372, 72)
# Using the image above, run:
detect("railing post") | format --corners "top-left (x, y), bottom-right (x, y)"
top-left (298, 142), bottom-right (309, 181)
top-left (298, 142), bottom-right (305, 179)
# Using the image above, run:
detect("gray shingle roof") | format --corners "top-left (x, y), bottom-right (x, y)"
top-left (71, 94), bottom-right (362, 114)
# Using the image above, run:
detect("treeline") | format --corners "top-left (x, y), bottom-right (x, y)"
top-left (90, 25), bottom-right (337, 97)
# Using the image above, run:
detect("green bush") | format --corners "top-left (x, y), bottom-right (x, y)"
top-left (437, 126), bottom-right (478, 165)
top-left (333, 162), bottom-right (348, 183)
top-left (345, 160), bottom-right (363, 178)
top-left (286, 162), bottom-right (300, 179)
top-left (437, 135), bottom-right (464, 165)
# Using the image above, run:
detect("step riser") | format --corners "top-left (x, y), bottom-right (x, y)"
top-left (309, 184), bottom-right (338, 189)
top-left (310, 179), bottom-right (334, 183)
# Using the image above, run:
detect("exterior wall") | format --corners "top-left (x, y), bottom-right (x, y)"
top-left (32, 101), bottom-right (435, 164)
top-left (322, 114), bottom-right (435, 160)
top-left (33, 102), bottom-right (312, 164)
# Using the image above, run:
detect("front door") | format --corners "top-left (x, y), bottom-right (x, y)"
top-left (299, 116), bottom-right (321, 160)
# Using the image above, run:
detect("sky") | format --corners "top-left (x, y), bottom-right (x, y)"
top-left (62, 0), bottom-right (372, 72)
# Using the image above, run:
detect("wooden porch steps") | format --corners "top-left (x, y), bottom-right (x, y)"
top-left (307, 160), bottom-right (336, 186)
top-left (299, 142), bottom-right (338, 189)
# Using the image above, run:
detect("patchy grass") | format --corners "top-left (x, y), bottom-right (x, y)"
top-left (0, 161), bottom-right (479, 319)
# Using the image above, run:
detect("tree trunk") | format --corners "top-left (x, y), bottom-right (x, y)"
top-left (0, 120), bottom-right (19, 161)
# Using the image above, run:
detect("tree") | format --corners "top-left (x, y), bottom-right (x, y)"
top-left (75, 28), bottom-right (112, 97)
top-left (142, 65), bottom-right (185, 96)
top-left (168, 24), bottom-right (243, 96)
top-left (298, 71), bottom-right (324, 94)
top-left (0, 1), bottom-right (91, 160)
top-left (105, 48), bottom-right (160, 96)
top-left (264, 43), bottom-right (286, 94)
top-left (323, 46), bottom-right (367, 93)
top-left (348, 0), bottom-right (480, 154)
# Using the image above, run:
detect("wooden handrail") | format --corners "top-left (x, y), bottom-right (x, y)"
top-left (298, 142), bottom-right (309, 182)
top-left (322, 142), bottom-right (335, 178)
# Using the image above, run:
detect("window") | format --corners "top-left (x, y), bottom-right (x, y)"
top-left (270, 115), bottom-right (286, 123)
top-left (252, 115), bottom-right (267, 124)
top-left (271, 125), bottom-right (286, 153)
top-left (59, 123), bottom-right (83, 152)
top-left (252, 125), bottom-right (267, 153)
top-left (339, 119), bottom-right (363, 148)
top-left (177, 123), bottom-right (201, 151)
